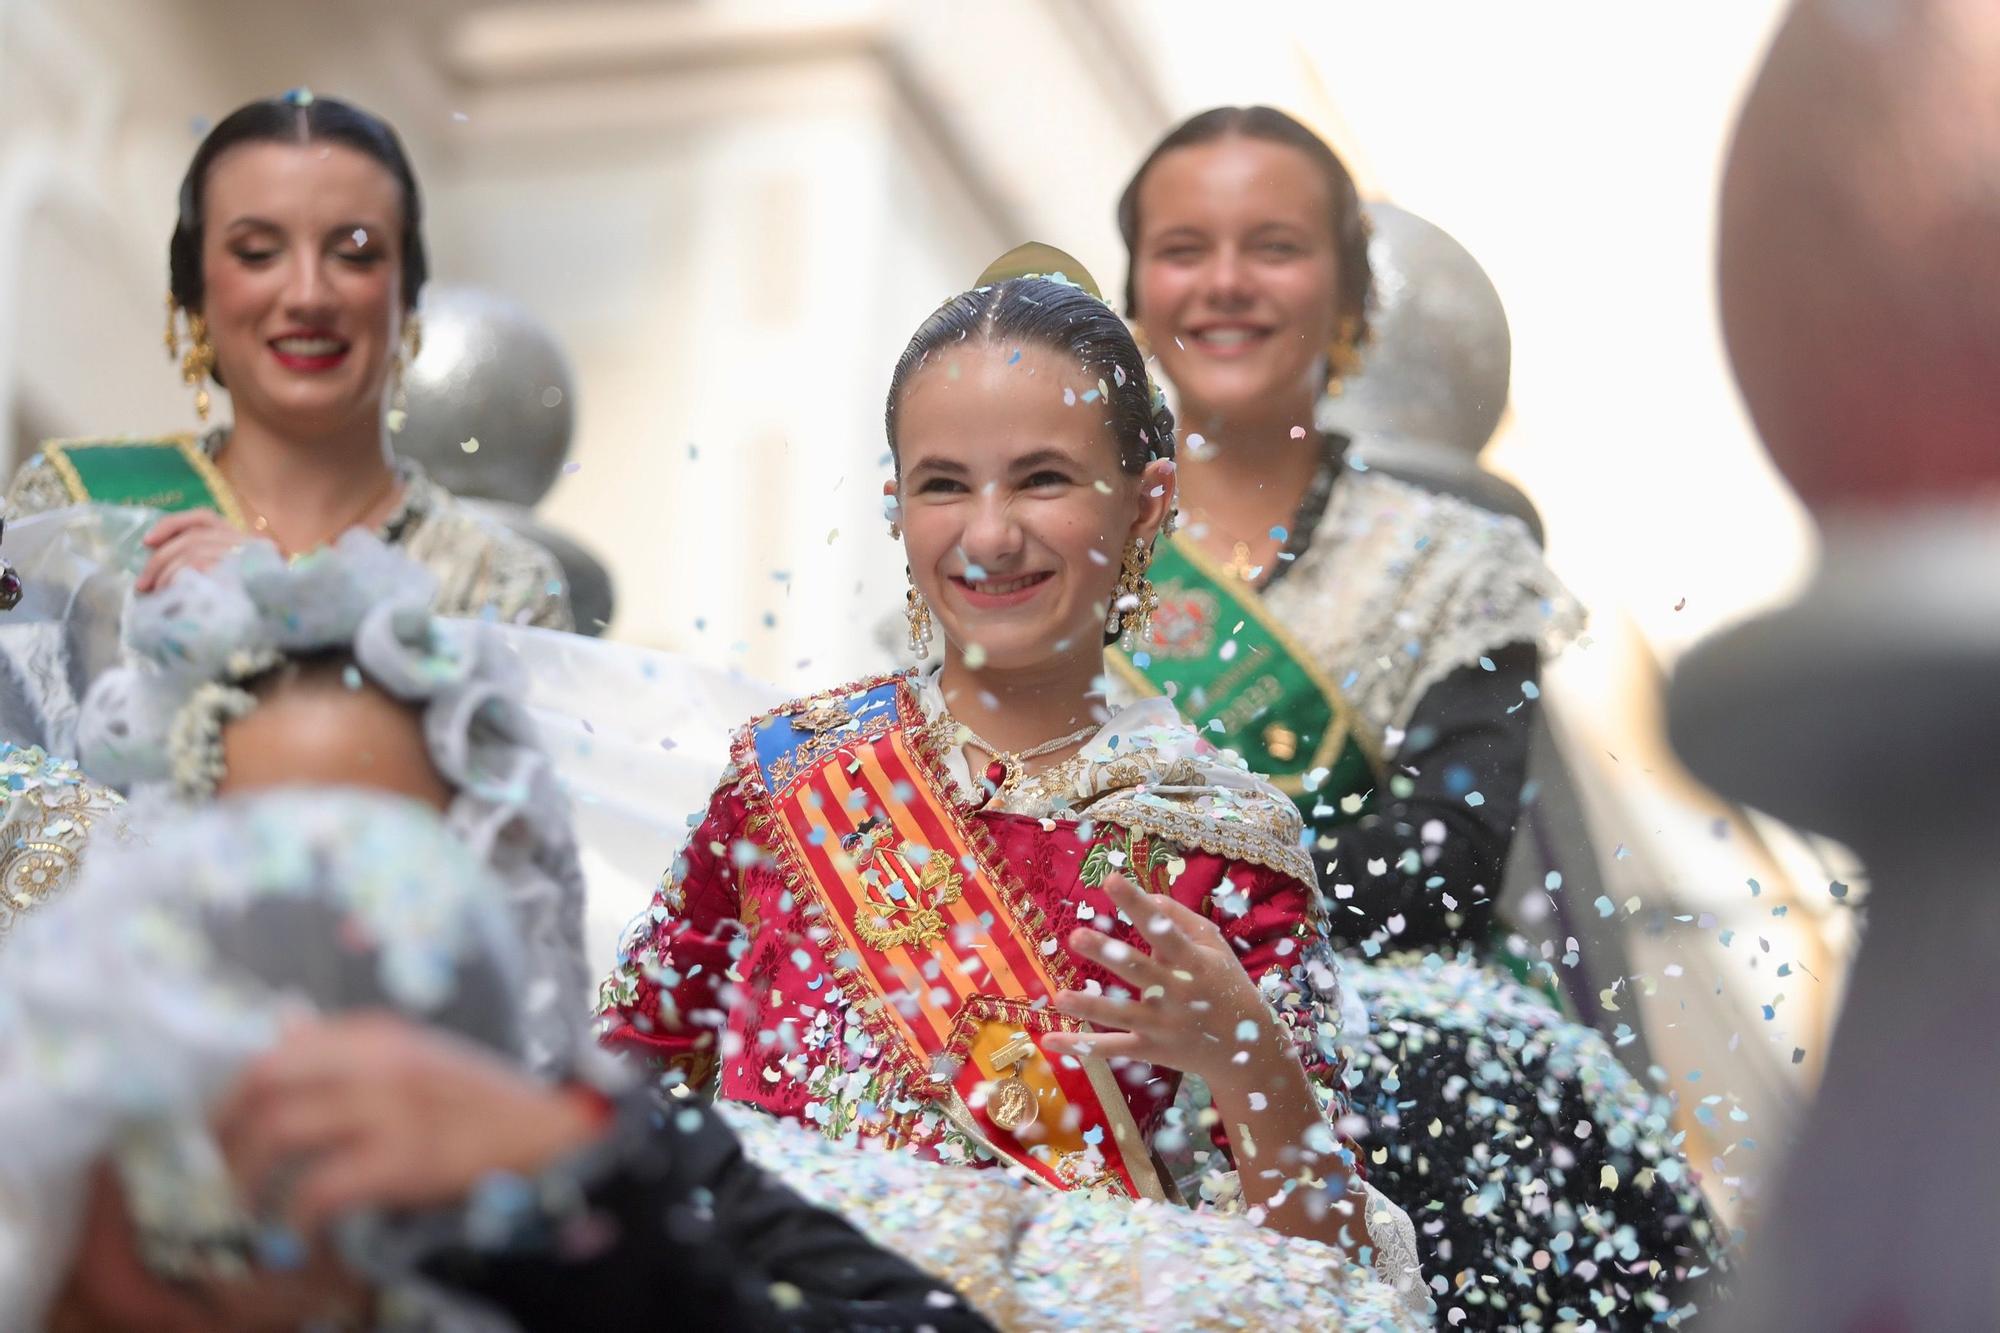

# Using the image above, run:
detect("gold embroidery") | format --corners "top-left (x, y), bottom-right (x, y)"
top-left (796, 700), bottom-right (853, 734)
top-left (845, 817), bottom-right (964, 951)
top-left (0, 781), bottom-right (116, 937)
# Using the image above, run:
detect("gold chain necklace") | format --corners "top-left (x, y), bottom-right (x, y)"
top-left (234, 469), bottom-right (401, 557)
top-left (942, 713), bottom-right (1097, 797)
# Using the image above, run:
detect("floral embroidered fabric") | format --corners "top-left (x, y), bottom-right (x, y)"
top-left (597, 673), bottom-right (1424, 1301)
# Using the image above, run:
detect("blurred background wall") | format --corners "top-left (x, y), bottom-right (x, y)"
top-left (1, 0), bottom-right (1859, 1228)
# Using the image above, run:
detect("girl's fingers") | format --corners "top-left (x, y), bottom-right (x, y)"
top-left (1055, 985), bottom-right (1172, 1034)
top-left (1067, 926), bottom-right (1172, 993)
top-left (1099, 873), bottom-right (1210, 963)
top-left (141, 537), bottom-right (240, 592)
top-left (1041, 1029), bottom-right (1157, 1067)
top-left (133, 550), bottom-right (174, 592)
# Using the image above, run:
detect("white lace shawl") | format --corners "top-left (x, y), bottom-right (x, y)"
top-left (1260, 465), bottom-right (1583, 747)
top-left (915, 669), bottom-right (1321, 887)
top-left (913, 672), bottom-right (1422, 1306)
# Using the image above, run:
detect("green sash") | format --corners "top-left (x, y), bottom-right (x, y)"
top-left (1107, 533), bottom-right (1380, 820)
top-left (1116, 539), bottom-right (1569, 1008)
top-left (39, 436), bottom-right (247, 527)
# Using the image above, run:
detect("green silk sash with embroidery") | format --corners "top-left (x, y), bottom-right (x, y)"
top-left (1108, 533), bottom-right (1378, 821)
top-left (40, 437), bottom-right (246, 525)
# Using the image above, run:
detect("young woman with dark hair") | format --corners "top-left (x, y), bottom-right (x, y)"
top-left (4, 90), bottom-right (570, 630)
top-left (1116, 107), bottom-right (1723, 1327)
top-left (599, 249), bottom-right (1427, 1326)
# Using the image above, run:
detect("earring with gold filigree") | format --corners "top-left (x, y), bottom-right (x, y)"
top-left (1106, 537), bottom-right (1158, 651)
top-left (905, 568), bottom-right (934, 660)
top-left (1324, 313), bottom-right (1363, 398)
top-left (1130, 319), bottom-right (1154, 363)
top-left (166, 296), bottom-right (217, 422)
top-left (387, 313), bottom-right (423, 432)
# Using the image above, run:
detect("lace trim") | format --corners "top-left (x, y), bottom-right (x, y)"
top-left (1361, 1182), bottom-right (1430, 1318)
top-left (1261, 466), bottom-right (1584, 742)
top-left (1084, 791), bottom-right (1318, 889)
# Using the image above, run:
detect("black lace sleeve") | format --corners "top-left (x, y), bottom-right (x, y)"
top-left (1315, 640), bottom-right (1538, 952)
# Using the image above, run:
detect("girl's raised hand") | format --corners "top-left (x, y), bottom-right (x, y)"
top-left (1044, 872), bottom-right (1287, 1092)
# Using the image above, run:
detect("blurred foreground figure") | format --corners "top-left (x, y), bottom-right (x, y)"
top-left (1674, 1), bottom-right (2000, 1329)
top-left (75, 530), bottom-right (591, 1076)
top-left (0, 791), bottom-right (995, 1332)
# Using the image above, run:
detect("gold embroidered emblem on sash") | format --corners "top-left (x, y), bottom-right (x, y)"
top-left (843, 816), bottom-right (964, 951)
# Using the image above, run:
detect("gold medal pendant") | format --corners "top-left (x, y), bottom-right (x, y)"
top-left (985, 1031), bottom-right (1039, 1133)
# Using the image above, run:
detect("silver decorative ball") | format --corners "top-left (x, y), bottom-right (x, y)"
top-left (1318, 203), bottom-right (1511, 457)
top-left (396, 287), bottom-right (575, 508)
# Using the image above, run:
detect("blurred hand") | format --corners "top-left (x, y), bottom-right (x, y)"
top-left (135, 510), bottom-right (251, 593)
top-left (1044, 872), bottom-right (1289, 1094)
top-left (214, 1012), bottom-right (606, 1238)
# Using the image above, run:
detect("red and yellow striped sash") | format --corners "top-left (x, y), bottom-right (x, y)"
top-left (739, 677), bottom-right (1165, 1199)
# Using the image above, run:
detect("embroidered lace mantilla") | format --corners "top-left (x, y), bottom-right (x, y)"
top-left (1252, 465), bottom-right (1582, 744)
top-left (915, 670), bottom-right (1320, 889)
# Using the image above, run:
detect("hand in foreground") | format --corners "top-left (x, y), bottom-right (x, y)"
top-left (135, 510), bottom-right (252, 593)
top-left (214, 1012), bottom-right (606, 1239)
top-left (1043, 872), bottom-right (1288, 1092)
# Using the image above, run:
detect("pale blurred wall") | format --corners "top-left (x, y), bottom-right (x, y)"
top-left (433, 0), bottom-right (1168, 669)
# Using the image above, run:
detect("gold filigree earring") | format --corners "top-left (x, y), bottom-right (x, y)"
top-left (388, 314), bottom-right (423, 432)
top-left (170, 303), bottom-right (216, 423)
top-left (1324, 314), bottom-right (1363, 398)
top-left (1106, 538), bottom-right (1158, 651)
top-left (905, 569), bottom-right (934, 660)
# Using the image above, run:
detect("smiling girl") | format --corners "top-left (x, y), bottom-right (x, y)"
top-left (597, 251), bottom-right (1425, 1316)
top-left (5, 91), bottom-right (569, 629)
top-left (1115, 108), bottom-right (1723, 1327)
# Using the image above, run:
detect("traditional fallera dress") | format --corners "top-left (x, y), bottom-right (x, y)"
top-left (598, 668), bottom-right (1429, 1327)
top-left (6, 429), bottom-right (572, 630)
top-left (1109, 446), bottom-right (1724, 1327)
